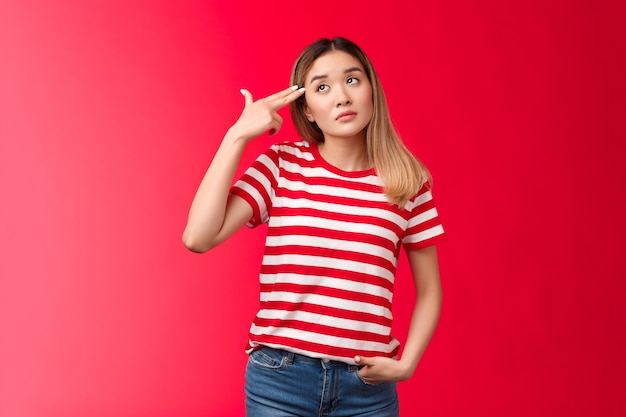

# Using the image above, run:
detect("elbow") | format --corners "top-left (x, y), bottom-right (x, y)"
top-left (182, 229), bottom-right (216, 253)
top-left (182, 239), bottom-right (209, 254)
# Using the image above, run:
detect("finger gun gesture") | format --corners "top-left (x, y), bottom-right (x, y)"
top-left (230, 85), bottom-right (305, 142)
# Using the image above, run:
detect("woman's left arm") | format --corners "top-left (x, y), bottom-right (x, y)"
top-left (356, 245), bottom-right (442, 383)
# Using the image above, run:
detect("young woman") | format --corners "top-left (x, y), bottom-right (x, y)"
top-left (183, 37), bottom-right (446, 417)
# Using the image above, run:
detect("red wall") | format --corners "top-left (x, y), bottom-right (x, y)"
top-left (1, 1), bottom-right (625, 416)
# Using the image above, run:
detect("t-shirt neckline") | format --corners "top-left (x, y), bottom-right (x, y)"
top-left (307, 140), bottom-right (376, 178)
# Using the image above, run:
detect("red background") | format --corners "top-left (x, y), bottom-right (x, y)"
top-left (1, 1), bottom-right (625, 416)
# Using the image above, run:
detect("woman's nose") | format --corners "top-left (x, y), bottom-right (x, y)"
top-left (335, 87), bottom-right (351, 106)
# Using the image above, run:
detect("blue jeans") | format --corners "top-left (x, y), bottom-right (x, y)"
top-left (245, 347), bottom-right (399, 417)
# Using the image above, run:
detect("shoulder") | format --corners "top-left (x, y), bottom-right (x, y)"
top-left (270, 140), bottom-right (311, 153)
top-left (404, 180), bottom-right (438, 211)
top-left (267, 140), bottom-right (315, 163)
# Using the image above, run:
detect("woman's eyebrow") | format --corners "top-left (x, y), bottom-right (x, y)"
top-left (309, 67), bottom-right (363, 84)
top-left (309, 74), bottom-right (328, 84)
top-left (344, 67), bottom-right (363, 74)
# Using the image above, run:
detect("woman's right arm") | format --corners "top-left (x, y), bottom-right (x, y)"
top-left (182, 86), bottom-right (304, 253)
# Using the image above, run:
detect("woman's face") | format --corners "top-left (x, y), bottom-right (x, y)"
top-left (303, 50), bottom-right (373, 143)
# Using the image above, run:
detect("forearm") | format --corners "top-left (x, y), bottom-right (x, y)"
top-left (355, 247), bottom-right (443, 383)
top-left (399, 282), bottom-right (442, 375)
top-left (354, 280), bottom-right (442, 383)
top-left (182, 129), bottom-right (247, 252)
top-left (182, 86), bottom-right (304, 252)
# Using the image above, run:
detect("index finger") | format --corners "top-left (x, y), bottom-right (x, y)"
top-left (265, 86), bottom-right (306, 110)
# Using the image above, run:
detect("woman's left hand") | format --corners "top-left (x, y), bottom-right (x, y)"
top-left (354, 355), bottom-right (415, 383)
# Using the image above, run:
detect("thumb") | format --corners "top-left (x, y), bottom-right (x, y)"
top-left (354, 355), bottom-right (374, 366)
top-left (240, 88), bottom-right (253, 107)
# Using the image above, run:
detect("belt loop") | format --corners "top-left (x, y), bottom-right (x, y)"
top-left (285, 350), bottom-right (295, 364)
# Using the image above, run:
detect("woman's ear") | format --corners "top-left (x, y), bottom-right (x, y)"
top-left (303, 104), bottom-right (315, 122)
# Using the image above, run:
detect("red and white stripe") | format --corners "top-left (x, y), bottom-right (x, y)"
top-left (231, 141), bottom-right (445, 363)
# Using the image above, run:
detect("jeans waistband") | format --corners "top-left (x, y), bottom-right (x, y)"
top-left (262, 346), bottom-right (354, 368)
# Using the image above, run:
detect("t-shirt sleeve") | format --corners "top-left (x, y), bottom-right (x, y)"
top-left (230, 145), bottom-right (280, 228)
top-left (402, 182), bottom-right (447, 250)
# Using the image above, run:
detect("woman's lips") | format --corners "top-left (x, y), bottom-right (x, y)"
top-left (336, 111), bottom-right (357, 121)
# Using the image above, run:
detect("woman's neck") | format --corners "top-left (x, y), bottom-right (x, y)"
top-left (317, 136), bottom-right (371, 172)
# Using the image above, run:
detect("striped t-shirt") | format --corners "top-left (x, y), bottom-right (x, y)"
top-left (231, 140), bottom-right (446, 364)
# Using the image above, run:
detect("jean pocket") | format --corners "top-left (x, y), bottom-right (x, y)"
top-left (353, 366), bottom-right (383, 386)
top-left (248, 348), bottom-right (286, 370)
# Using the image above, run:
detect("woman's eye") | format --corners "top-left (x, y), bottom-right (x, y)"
top-left (347, 77), bottom-right (359, 85)
top-left (317, 84), bottom-right (329, 92)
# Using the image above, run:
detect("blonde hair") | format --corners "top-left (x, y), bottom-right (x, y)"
top-left (289, 37), bottom-right (430, 207)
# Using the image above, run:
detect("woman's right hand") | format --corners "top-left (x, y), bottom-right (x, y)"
top-left (182, 84), bottom-right (305, 253)
top-left (227, 85), bottom-right (305, 143)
